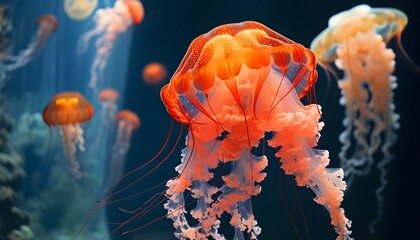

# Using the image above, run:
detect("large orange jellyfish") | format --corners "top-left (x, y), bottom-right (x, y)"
top-left (3, 14), bottom-right (57, 72)
top-left (157, 21), bottom-right (351, 240)
top-left (77, 0), bottom-right (144, 90)
top-left (310, 4), bottom-right (413, 232)
top-left (43, 92), bottom-right (94, 180)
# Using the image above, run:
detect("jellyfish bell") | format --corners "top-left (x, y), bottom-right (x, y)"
top-left (142, 62), bottom-right (167, 85)
top-left (36, 14), bottom-right (58, 33)
top-left (99, 88), bottom-right (119, 104)
top-left (122, 0), bottom-right (145, 25)
top-left (115, 110), bottom-right (141, 129)
top-left (64, 0), bottom-right (98, 20)
top-left (43, 92), bottom-right (94, 180)
top-left (311, 4), bottom-right (419, 75)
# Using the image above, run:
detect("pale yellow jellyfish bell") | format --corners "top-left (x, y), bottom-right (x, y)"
top-left (64, 0), bottom-right (98, 20)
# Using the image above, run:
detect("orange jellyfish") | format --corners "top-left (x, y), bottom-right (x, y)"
top-left (4, 14), bottom-right (58, 72)
top-left (91, 88), bottom-right (120, 149)
top-left (43, 92), bottom-right (94, 180)
top-left (103, 110), bottom-right (140, 195)
top-left (310, 4), bottom-right (414, 232)
top-left (157, 21), bottom-right (351, 239)
top-left (142, 62), bottom-right (167, 85)
top-left (99, 88), bottom-right (119, 127)
top-left (122, 0), bottom-right (145, 25)
top-left (77, 0), bottom-right (144, 90)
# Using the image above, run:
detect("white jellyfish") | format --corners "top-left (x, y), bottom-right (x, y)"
top-left (77, 0), bottom-right (144, 91)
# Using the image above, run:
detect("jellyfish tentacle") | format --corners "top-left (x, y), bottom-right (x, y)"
top-left (77, 0), bottom-right (143, 91)
top-left (213, 151), bottom-right (267, 240)
top-left (4, 14), bottom-right (57, 72)
top-left (61, 124), bottom-right (84, 180)
top-left (165, 131), bottom-right (223, 240)
top-left (334, 31), bottom-right (398, 231)
top-left (267, 105), bottom-right (352, 240)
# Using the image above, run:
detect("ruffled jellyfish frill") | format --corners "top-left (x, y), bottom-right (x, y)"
top-left (161, 21), bottom-right (352, 240)
top-left (43, 92), bottom-right (94, 180)
top-left (103, 110), bottom-right (140, 196)
top-left (310, 4), bottom-right (406, 232)
top-left (77, 0), bottom-right (144, 90)
top-left (2, 14), bottom-right (58, 72)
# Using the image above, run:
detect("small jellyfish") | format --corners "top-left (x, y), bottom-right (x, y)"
top-left (142, 62), bottom-right (168, 85)
top-left (92, 88), bottom-right (119, 149)
top-left (43, 92), bottom-right (94, 180)
top-left (3, 14), bottom-right (58, 72)
top-left (310, 4), bottom-right (414, 232)
top-left (99, 88), bottom-right (119, 121)
top-left (77, 0), bottom-right (144, 90)
top-left (103, 110), bottom-right (140, 196)
top-left (64, 0), bottom-right (98, 20)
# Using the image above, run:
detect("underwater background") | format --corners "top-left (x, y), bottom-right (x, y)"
top-left (1, 0), bottom-right (419, 240)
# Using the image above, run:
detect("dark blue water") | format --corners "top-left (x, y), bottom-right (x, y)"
top-left (2, 0), bottom-right (419, 240)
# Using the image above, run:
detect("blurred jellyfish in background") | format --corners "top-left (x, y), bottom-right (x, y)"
top-left (43, 92), bottom-right (94, 180)
top-left (103, 110), bottom-right (140, 196)
top-left (142, 62), bottom-right (167, 85)
top-left (92, 88), bottom-right (119, 149)
top-left (64, 0), bottom-right (98, 21)
top-left (99, 88), bottom-right (119, 122)
top-left (77, 0), bottom-right (144, 91)
top-left (2, 14), bottom-right (58, 73)
top-left (311, 4), bottom-right (419, 232)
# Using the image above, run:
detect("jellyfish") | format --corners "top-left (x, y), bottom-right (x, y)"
top-left (103, 110), bottom-right (140, 196)
top-left (154, 21), bottom-right (351, 240)
top-left (43, 92), bottom-right (94, 180)
top-left (64, 0), bottom-right (98, 20)
top-left (99, 88), bottom-right (119, 121)
top-left (310, 4), bottom-right (414, 232)
top-left (92, 88), bottom-right (119, 149)
top-left (3, 14), bottom-right (58, 72)
top-left (142, 62), bottom-right (168, 85)
top-left (77, 0), bottom-right (144, 90)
